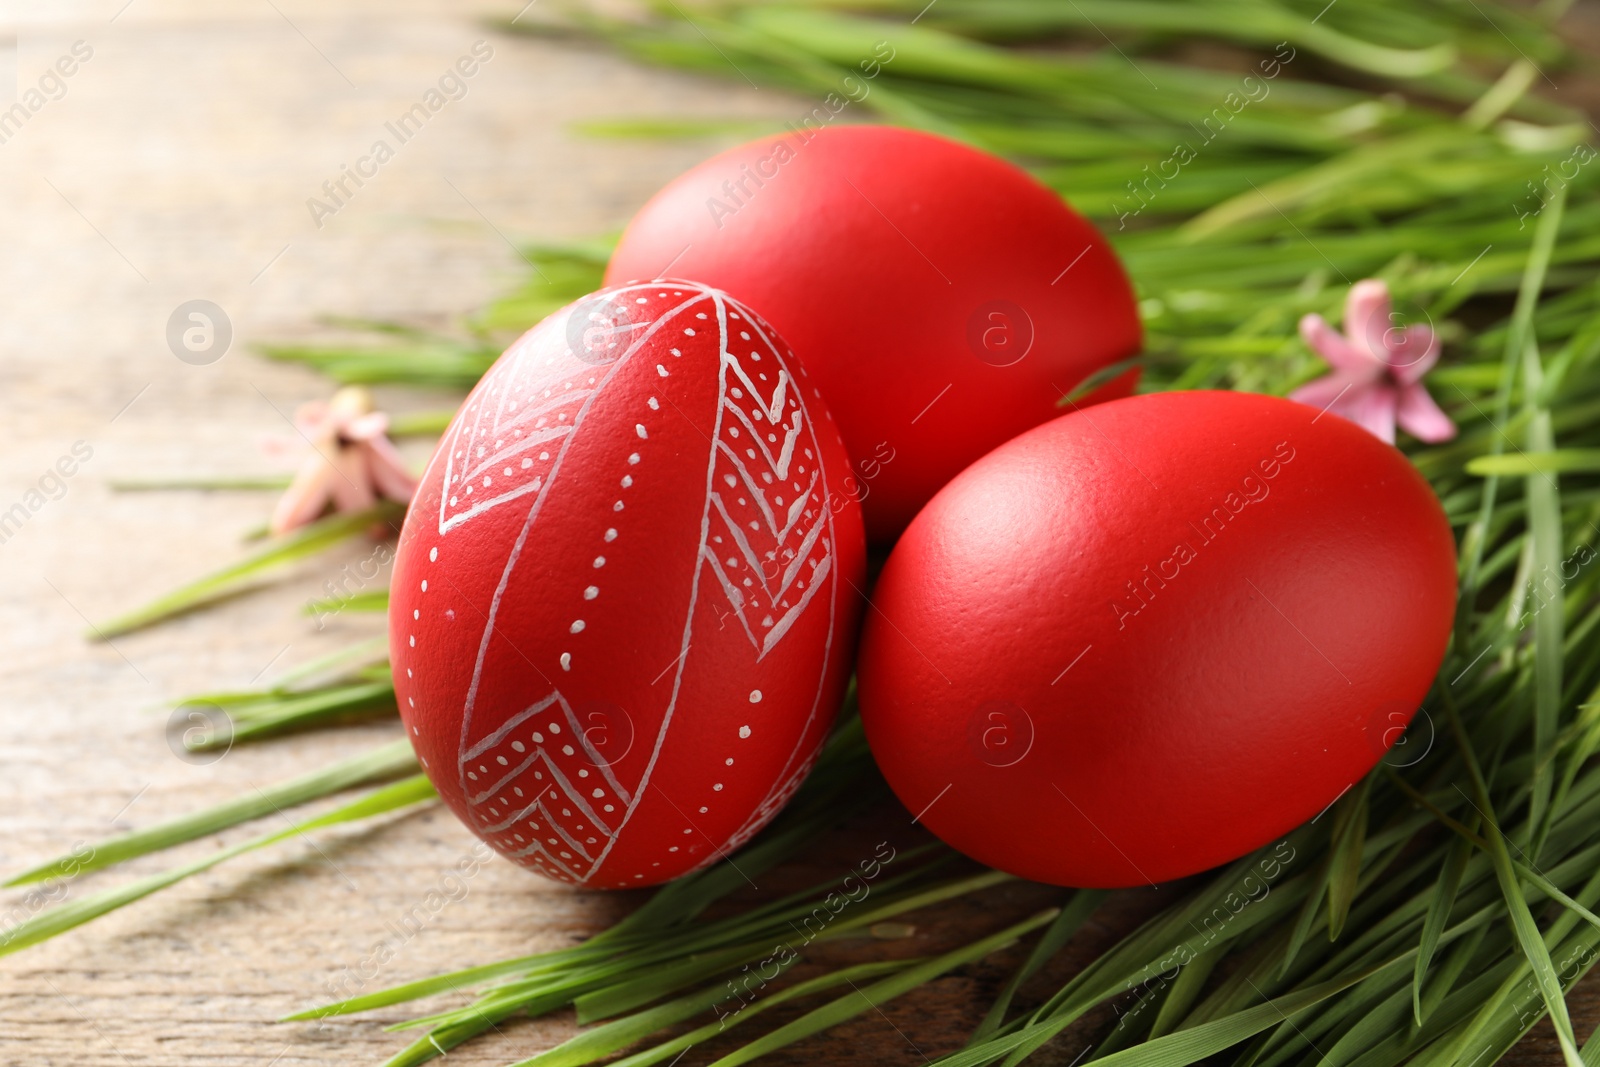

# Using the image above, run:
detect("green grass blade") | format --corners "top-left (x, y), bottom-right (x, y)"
top-left (0, 774), bottom-right (434, 958)
top-left (1466, 449), bottom-right (1600, 476)
top-left (6, 738), bottom-right (418, 886)
top-left (517, 952), bottom-right (804, 1067)
top-left (1414, 831), bottom-right (1473, 1024)
top-left (967, 889), bottom-right (1104, 1046)
top-left (603, 959), bottom-right (916, 1067)
top-left (1447, 705), bottom-right (1585, 1067)
top-left (92, 502), bottom-right (404, 639)
top-left (1326, 779), bottom-right (1371, 941)
top-left (705, 908), bottom-right (1060, 1067)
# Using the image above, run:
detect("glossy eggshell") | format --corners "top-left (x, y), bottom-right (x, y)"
top-left (858, 391), bottom-right (1457, 888)
top-left (391, 282), bottom-right (866, 888)
top-left (605, 124), bottom-right (1142, 542)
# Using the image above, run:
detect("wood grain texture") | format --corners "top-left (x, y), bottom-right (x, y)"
top-left (0, 1), bottom-right (1596, 1064)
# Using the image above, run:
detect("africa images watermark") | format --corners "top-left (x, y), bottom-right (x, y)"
top-left (703, 39), bottom-right (897, 230)
top-left (1513, 141), bottom-right (1595, 230)
top-left (1112, 42), bottom-right (1296, 229)
top-left (710, 841), bottom-right (897, 1028)
top-left (1110, 439), bottom-right (1298, 630)
top-left (1114, 839), bottom-right (1298, 1031)
top-left (1514, 538), bottom-right (1596, 630)
top-left (317, 841), bottom-right (495, 1011)
top-left (306, 40), bottom-right (495, 229)
top-left (0, 842), bottom-right (95, 949)
top-left (0, 441), bottom-right (94, 546)
top-left (307, 539), bottom-right (395, 629)
top-left (0, 40), bottom-right (95, 146)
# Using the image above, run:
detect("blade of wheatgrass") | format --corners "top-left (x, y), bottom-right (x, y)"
top-left (109, 475), bottom-right (294, 491)
top-left (1466, 449), bottom-right (1600, 475)
top-left (966, 889), bottom-right (1105, 1046)
top-left (1414, 830), bottom-right (1475, 1024)
top-left (574, 869), bottom-right (1014, 1023)
top-left (1455, 177), bottom-right (1569, 643)
top-left (603, 959), bottom-right (917, 1067)
top-left (281, 939), bottom-right (637, 1021)
top-left (221, 679), bottom-right (397, 745)
top-left (1281, 846), bottom-right (1332, 978)
top-left (5, 738), bottom-right (418, 885)
top-left (704, 908), bottom-right (1060, 1067)
top-left (512, 953), bottom-right (809, 1067)
top-left (263, 635), bottom-right (389, 689)
top-left (1524, 338), bottom-right (1568, 855)
top-left (1147, 942), bottom-right (1227, 1041)
top-left (0, 774), bottom-right (435, 958)
top-left (303, 589), bottom-right (391, 615)
top-left (387, 410), bottom-right (455, 437)
top-left (570, 940), bottom-right (793, 1025)
top-left (1444, 704), bottom-right (1585, 1067)
top-left (1326, 778), bottom-right (1371, 941)
top-left (1418, 922), bottom-right (1494, 1038)
top-left (91, 502), bottom-right (404, 639)
top-left (941, 955), bottom-right (1408, 1067)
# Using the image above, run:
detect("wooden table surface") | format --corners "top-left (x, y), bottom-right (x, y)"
top-left (0, 2), bottom-right (1595, 1064)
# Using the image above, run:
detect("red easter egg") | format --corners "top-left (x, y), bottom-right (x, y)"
top-left (391, 282), bottom-right (865, 888)
top-left (605, 124), bottom-right (1142, 542)
top-left (858, 391), bottom-right (1457, 887)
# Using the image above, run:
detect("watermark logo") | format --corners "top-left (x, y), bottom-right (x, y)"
top-left (967, 700), bottom-right (1034, 768)
top-left (166, 300), bottom-right (232, 365)
top-left (572, 699), bottom-right (635, 767)
top-left (1364, 701), bottom-right (1434, 768)
top-left (967, 300), bottom-right (1034, 367)
top-left (166, 702), bottom-right (234, 765)
top-left (566, 291), bottom-right (643, 365)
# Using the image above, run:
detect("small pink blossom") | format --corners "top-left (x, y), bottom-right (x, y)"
top-left (1290, 279), bottom-right (1456, 444)
top-left (269, 386), bottom-right (417, 536)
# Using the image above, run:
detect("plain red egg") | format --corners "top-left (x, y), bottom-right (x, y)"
top-left (605, 124), bottom-right (1142, 542)
top-left (858, 391), bottom-right (1458, 888)
top-left (391, 282), bottom-right (865, 888)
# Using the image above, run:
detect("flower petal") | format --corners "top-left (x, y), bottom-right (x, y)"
top-left (1335, 382), bottom-right (1399, 444)
top-left (1300, 314), bottom-right (1377, 375)
top-left (1396, 382), bottom-right (1457, 442)
top-left (365, 438), bottom-right (419, 503)
top-left (270, 458), bottom-right (336, 536)
top-left (1387, 324), bottom-right (1440, 385)
top-left (327, 447), bottom-right (378, 514)
top-left (1289, 372), bottom-right (1360, 413)
top-left (1343, 279), bottom-right (1393, 363)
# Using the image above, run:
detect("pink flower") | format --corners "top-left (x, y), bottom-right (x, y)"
top-left (269, 386), bottom-right (417, 536)
top-left (1289, 279), bottom-right (1456, 444)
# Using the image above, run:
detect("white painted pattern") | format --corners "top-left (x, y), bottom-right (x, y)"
top-left (448, 282), bottom-right (840, 884)
top-left (702, 310), bottom-right (835, 660)
top-left (461, 691), bottom-right (633, 882)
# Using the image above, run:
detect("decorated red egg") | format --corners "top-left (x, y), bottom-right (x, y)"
top-left (858, 391), bottom-right (1457, 887)
top-left (605, 124), bottom-right (1142, 542)
top-left (390, 282), bottom-right (865, 888)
